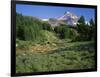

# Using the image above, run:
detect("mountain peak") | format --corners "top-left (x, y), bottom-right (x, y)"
top-left (58, 11), bottom-right (78, 26)
top-left (42, 11), bottom-right (78, 26)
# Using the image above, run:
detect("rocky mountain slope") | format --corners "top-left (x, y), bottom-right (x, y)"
top-left (42, 12), bottom-right (78, 27)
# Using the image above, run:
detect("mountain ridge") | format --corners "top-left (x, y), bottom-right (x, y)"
top-left (42, 12), bottom-right (79, 27)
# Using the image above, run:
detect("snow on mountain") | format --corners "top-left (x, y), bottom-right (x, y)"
top-left (41, 12), bottom-right (79, 27)
top-left (58, 12), bottom-right (78, 26)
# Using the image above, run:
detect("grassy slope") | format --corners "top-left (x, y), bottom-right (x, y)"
top-left (16, 31), bottom-right (95, 73)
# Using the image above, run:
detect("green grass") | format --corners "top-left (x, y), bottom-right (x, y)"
top-left (16, 40), bottom-right (95, 73)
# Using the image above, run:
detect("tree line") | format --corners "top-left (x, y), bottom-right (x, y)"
top-left (16, 13), bottom-right (95, 43)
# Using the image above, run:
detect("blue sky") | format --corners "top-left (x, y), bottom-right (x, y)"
top-left (16, 4), bottom-right (95, 22)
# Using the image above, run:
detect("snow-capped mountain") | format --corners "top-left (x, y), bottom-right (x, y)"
top-left (42, 12), bottom-right (78, 27)
top-left (58, 12), bottom-right (78, 26)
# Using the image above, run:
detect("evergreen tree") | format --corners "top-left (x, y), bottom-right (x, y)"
top-left (16, 13), bottom-right (44, 41)
top-left (89, 19), bottom-right (95, 40)
top-left (42, 22), bottom-right (52, 31)
top-left (90, 19), bottom-right (95, 26)
top-left (78, 16), bottom-right (85, 24)
top-left (76, 16), bottom-right (91, 41)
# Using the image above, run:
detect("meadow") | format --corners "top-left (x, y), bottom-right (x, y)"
top-left (16, 13), bottom-right (96, 73)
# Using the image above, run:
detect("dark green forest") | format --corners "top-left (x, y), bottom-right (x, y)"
top-left (16, 13), bottom-right (96, 73)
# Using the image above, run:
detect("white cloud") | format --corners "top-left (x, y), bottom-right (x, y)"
top-left (42, 19), bottom-right (49, 21)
